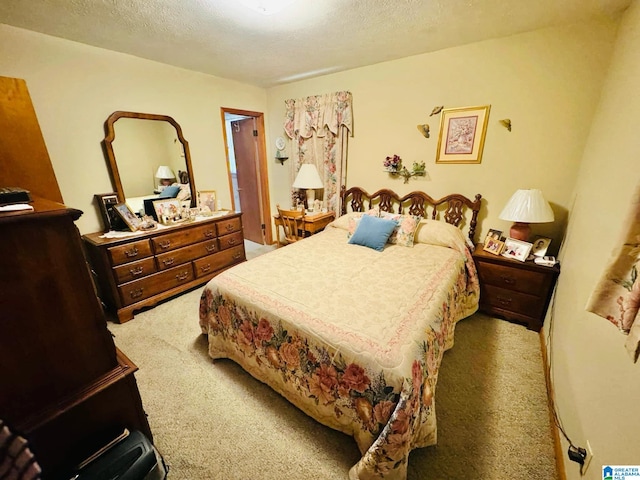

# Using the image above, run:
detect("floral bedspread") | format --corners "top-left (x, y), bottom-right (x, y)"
top-left (199, 221), bottom-right (478, 479)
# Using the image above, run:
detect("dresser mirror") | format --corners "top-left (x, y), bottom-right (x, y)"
top-left (103, 111), bottom-right (197, 211)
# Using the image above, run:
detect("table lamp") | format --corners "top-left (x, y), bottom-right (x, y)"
top-left (498, 189), bottom-right (554, 241)
top-left (292, 164), bottom-right (323, 210)
top-left (155, 166), bottom-right (175, 190)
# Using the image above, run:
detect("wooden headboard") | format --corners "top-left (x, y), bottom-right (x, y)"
top-left (340, 186), bottom-right (483, 243)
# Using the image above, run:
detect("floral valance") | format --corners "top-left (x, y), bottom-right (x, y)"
top-left (283, 91), bottom-right (353, 140)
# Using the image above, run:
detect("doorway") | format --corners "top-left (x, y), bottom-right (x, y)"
top-left (221, 108), bottom-right (272, 245)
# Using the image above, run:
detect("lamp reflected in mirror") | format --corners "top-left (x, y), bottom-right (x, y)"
top-left (155, 165), bottom-right (175, 191)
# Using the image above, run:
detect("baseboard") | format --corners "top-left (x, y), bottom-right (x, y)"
top-left (539, 330), bottom-right (567, 480)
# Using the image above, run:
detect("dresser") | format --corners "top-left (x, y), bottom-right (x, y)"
top-left (83, 212), bottom-right (246, 323)
top-left (472, 244), bottom-right (560, 331)
top-left (0, 198), bottom-right (152, 479)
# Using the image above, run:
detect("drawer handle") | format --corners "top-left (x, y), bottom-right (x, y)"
top-left (176, 271), bottom-right (189, 281)
top-left (129, 266), bottom-right (144, 277)
top-left (232, 252), bottom-right (242, 260)
top-left (204, 230), bottom-right (215, 238)
top-left (225, 224), bottom-right (234, 232)
top-left (497, 295), bottom-right (513, 306)
top-left (227, 237), bottom-right (237, 246)
top-left (163, 257), bottom-right (175, 266)
top-left (499, 274), bottom-right (516, 285)
top-left (124, 247), bottom-right (139, 258)
top-left (206, 244), bottom-right (216, 253)
top-left (129, 288), bottom-right (144, 299)
top-left (200, 264), bottom-right (211, 273)
top-left (159, 240), bottom-right (171, 249)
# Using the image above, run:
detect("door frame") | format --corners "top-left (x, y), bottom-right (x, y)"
top-left (220, 107), bottom-right (273, 245)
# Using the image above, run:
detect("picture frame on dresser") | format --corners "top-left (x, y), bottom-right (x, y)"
top-left (198, 190), bottom-right (217, 215)
top-left (152, 198), bottom-right (182, 225)
top-left (113, 202), bottom-right (141, 232)
top-left (95, 192), bottom-right (125, 232)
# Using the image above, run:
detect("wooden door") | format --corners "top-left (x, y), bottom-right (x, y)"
top-left (231, 118), bottom-right (263, 243)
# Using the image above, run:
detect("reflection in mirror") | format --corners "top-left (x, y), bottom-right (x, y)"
top-left (103, 111), bottom-right (197, 214)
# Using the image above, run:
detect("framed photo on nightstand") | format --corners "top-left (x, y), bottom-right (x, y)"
top-left (531, 236), bottom-right (552, 257)
top-left (502, 237), bottom-right (533, 262)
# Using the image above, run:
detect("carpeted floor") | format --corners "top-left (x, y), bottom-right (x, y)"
top-left (109, 249), bottom-right (558, 480)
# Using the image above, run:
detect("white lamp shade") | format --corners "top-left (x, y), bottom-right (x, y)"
top-left (498, 189), bottom-right (554, 223)
top-left (155, 165), bottom-right (175, 180)
top-left (292, 164), bottom-right (323, 189)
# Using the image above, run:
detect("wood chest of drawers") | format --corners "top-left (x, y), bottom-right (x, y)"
top-left (83, 213), bottom-right (246, 323)
top-left (472, 244), bottom-right (560, 331)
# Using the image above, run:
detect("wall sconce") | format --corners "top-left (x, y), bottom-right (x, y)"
top-left (498, 189), bottom-right (554, 241)
top-left (275, 136), bottom-right (288, 165)
top-left (276, 151), bottom-right (289, 165)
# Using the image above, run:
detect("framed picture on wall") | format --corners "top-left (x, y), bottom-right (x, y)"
top-left (436, 105), bottom-right (491, 164)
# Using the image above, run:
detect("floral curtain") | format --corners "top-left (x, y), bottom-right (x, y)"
top-left (586, 182), bottom-right (640, 362)
top-left (283, 91), bottom-right (353, 214)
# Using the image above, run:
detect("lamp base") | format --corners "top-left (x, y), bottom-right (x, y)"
top-left (509, 222), bottom-right (531, 241)
top-left (305, 189), bottom-right (316, 211)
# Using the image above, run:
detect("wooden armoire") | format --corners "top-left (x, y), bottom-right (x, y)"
top-left (0, 76), bottom-right (152, 478)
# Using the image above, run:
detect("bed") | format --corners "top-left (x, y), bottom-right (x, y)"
top-left (199, 186), bottom-right (482, 479)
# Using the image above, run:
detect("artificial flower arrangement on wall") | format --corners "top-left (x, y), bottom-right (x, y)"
top-left (383, 154), bottom-right (426, 183)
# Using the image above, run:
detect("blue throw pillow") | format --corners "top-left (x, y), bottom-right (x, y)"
top-left (158, 185), bottom-right (181, 198)
top-left (347, 214), bottom-right (397, 251)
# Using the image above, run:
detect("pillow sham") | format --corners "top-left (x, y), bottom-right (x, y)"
top-left (329, 208), bottom-right (380, 237)
top-left (414, 219), bottom-right (468, 251)
top-left (347, 215), bottom-right (397, 252)
top-left (380, 212), bottom-right (422, 247)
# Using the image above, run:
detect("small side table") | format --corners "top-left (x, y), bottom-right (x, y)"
top-left (472, 244), bottom-right (560, 331)
top-left (273, 210), bottom-right (335, 247)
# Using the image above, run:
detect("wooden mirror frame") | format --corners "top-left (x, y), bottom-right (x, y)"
top-left (103, 111), bottom-right (197, 208)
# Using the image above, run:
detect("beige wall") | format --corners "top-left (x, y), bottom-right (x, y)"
top-left (549, 1), bottom-right (640, 478)
top-left (266, 20), bottom-right (618, 250)
top-left (0, 24), bottom-right (268, 234)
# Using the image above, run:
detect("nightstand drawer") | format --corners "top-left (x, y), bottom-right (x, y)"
top-left (481, 284), bottom-right (545, 319)
top-left (476, 262), bottom-right (551, 297)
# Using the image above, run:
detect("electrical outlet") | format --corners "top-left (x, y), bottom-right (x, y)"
top-left (581, 440), bottom-right (594, 476)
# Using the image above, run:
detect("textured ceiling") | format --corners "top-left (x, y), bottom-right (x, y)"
top-left (0, 0), bottom-right (631, 88)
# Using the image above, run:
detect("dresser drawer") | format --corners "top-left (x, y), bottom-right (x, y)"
top-left (193, 245), bottom-right (245, 278)
top-left (151, 222), bottom-right (217, 253)
top-left (112, 257), bottom-right (157, 284)
top-left (155, 240), bottom-right (218, 271)
top-left (118, 264), bottom-right (195, 306)
top-left (216, 217), bottom-right (242, 236)
top-left (218, 231), bottom-right (244, 251)
top-left (108, 240), bottom-right (153, 266)
top-left (481, 284), bottom-right (545, 319)
top-left (476, 262), bottom-right (551, 297)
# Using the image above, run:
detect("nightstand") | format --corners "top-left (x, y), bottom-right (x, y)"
top-left (472, 244), bottom-right (560, 331)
